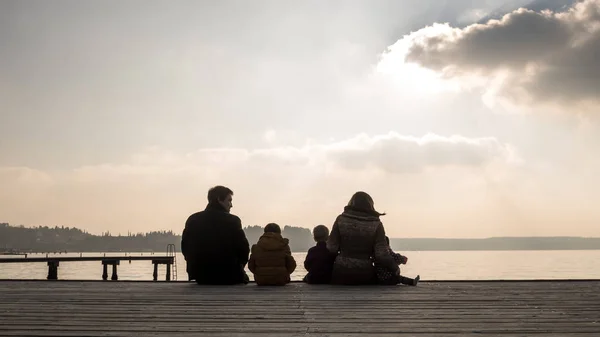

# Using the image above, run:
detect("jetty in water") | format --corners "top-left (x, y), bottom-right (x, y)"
top-left (0, 255), bottom-right (175, 281)
top-left (0, 280), bottom-right (598, 336)
top-left (0, 244), bottom-right (178, 281)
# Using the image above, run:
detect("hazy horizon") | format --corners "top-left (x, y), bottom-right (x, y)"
top-left (5, 222), bottom-right (600, 240)
top-left (2, 0), bottom-right (600, 238)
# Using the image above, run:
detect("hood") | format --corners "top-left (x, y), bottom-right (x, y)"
top-left (341, 206), bottom-right (381, 222)
top-left (256, 232), bottom-right (289, 251)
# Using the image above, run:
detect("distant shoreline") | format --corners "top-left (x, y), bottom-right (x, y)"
top-left (389, 237), bottom-right (600, 251)
top-left (4, 245), bottom-right (600, 254)
top-left (3, 223), bottom-right (600, 252)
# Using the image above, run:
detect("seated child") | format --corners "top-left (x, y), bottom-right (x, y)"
top-left (303, 225), bottom-right (336, 284)
top-left (374, 236), bottom-right (420, 286)
top-left (248, 223), bottom-right (297, 286)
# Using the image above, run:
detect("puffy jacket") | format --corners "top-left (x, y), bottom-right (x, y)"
top-left (248, 232), bottom-right (297, 285)
top-left (327, 206), bottom-right (397, 285)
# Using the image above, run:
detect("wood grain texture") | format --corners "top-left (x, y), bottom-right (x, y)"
top-left (0, 281), bottom-right (599, 336)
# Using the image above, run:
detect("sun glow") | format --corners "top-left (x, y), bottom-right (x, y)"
top-left (376, 25), bottom-right (462, 95)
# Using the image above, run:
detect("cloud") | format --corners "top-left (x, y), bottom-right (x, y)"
top-left (5, 132), bottom-right (600, 238)
top-left (325, 133), bottom-right (517, 173)
top-left (71, 132), bottom-right (515, 178)
top-left (0, 167), bottom-right (54, 197)
top-left (0, 132), bottom-right (519, 235)
top-left (383, 0), bottom-right (600, 106)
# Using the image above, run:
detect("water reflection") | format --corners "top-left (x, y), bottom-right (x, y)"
top-left (1, 250), bottom-right (600, 281)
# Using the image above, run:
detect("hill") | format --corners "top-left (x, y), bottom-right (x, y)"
top-left (389, 236), bottom-right (600, 251)
top-left (0, 223), bottom-right (312, 253)
top-left (2, 223), bottom-right (600, 253)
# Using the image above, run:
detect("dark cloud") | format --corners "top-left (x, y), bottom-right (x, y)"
top-left (400, 0), bottom-right (600, 104)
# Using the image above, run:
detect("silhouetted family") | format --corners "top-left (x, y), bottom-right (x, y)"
top-left (181, 185), bottom-right (419, 286)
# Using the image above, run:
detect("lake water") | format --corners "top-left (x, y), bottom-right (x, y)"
top-left (2, 250), bottom-right (600, 281)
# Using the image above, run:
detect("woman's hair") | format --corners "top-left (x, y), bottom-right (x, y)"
top-left (264, 223), bottom-right (282, 234)
top-left (346, 191), bottom-right (386, 216)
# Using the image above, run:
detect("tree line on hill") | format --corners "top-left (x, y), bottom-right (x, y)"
top-left (2, 223), bottom-right (600, 253)
top-left (0, 223), bottom-right (313, 253)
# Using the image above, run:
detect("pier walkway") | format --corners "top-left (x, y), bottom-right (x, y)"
top-left (0, 280), bottom-right (598, 336)
top-left (0, 256), bottom-right (175, 281)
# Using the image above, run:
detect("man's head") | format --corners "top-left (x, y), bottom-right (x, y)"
top-left (207, 185), bottom-right (234, 212)
top-left (264, 223), bottom-right (281, 234)
top-left (312, 225), bottom-right (329, 243)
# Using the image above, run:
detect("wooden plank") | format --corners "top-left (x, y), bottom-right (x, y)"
top-left (0, 281), bottom-right (599, 336)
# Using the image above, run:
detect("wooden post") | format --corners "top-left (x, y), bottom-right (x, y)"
top-left (47, 261), bottom-right (59, 280)
top-left (102, 260), bottom-right (120, 281)
top-left (102, 263), bottom-right (108, 280)
top-left (166, 263), bottom-right (171, 281)
top-left (153, 262), bottom-right (158, 281)
top-left (111, 264), bottom-right (118, 281)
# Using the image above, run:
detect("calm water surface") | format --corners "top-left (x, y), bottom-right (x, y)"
top-left (2, 250), bottom-right (600, 281)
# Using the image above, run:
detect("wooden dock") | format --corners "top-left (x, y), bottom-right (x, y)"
top-left (0, 256), bottom-right (175, 281)
top-left (0, 280), bottom-right (598, 336)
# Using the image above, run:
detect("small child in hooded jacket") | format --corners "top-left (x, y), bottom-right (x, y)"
top-left (248, 223), bottom-right (297, 285)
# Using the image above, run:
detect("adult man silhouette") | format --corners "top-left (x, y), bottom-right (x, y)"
top-left (181, 186), bottom-right (250, 284)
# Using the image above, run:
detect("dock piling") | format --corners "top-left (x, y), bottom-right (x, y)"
top-left (46, 261), bottom-right (59, 280)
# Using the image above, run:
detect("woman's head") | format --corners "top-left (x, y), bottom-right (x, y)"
top-left (347, 191), bottom-right (385, 216)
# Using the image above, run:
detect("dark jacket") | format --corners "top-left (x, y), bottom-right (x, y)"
top-left (248, 232), bottom-right (296, 286)
top-left (326, 206), bottom-right (397, 285)
top-left (181, 202), bottom-right (250, 285)
top-left (303, 242), bottom-right (336, 284)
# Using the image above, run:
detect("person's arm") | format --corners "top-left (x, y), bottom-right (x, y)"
top-left (373, 223), bottom-right (398, 273)
top-left (248, 247), bottom-right (256, 274)
top-left (390, 251), bottom-right (405, 266)
top-left (303, 247), bottom-right (314, 271)
top-left (232, 216), bottom-right (250, 267)
top-left (181, 231), bottom-right (187, 259)
top-left (285, 245), bottom-right (297, 274)
top-left (181, 216), bottom-right (193, 259)
top-left (326, 218), bottom-right (341, 254)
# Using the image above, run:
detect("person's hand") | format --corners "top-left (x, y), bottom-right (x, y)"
top-left (401, 256), bottom-right (408, 264)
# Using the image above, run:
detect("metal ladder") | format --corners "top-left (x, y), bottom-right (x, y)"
top-left (166, 244), bottom-right (177, 281)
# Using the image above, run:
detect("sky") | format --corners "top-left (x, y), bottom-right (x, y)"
top-left (2, 0), bottom-right (600, 238)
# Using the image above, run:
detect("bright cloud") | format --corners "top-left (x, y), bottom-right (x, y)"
top-left (381, 0), bottom-right (600, 107)
top-left (0, 132), bottom-right (520, 237)
top-left (71, 132), bottom-right (516, 178)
